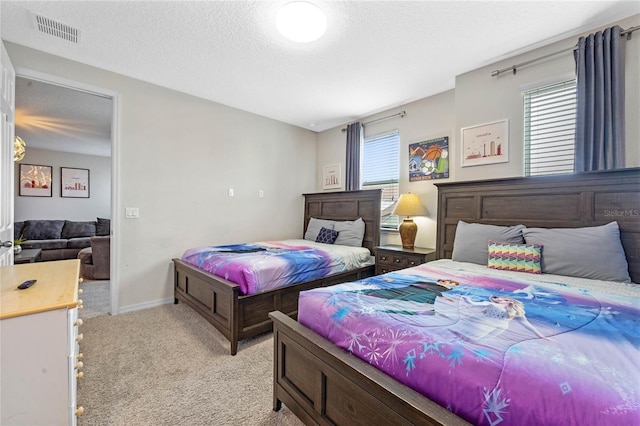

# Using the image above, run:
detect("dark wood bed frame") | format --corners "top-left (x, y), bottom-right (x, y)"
top-left (173, 189), bottom-right (381, 355)
top-left (271, 168), bottom-right (640, 425)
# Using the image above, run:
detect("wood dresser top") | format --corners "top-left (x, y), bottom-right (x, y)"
top-left (1, 259), bottom-right (80, 320)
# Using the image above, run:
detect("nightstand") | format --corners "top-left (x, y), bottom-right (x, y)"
top-left (374, 245), bottom-right (436, 275)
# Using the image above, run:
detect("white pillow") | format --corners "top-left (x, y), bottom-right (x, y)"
top-left (304, 218), bottom-right (336, 241)
top-left (334, 218), bottom-right (365, 247)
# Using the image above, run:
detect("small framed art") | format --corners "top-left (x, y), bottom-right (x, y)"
top-left (19, 164), bottom-right (53, 197)
top-left (461, 119), bottom-right (509, 167)
top-left (61, 167), bottom-right (90, 198)
top-left (323, 164), bottom-right (341, 190)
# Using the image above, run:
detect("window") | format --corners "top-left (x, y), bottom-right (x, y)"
top-left (524, 80), bottom-right (577, 176)
top-left (361, 130), bottom-right (400, 229)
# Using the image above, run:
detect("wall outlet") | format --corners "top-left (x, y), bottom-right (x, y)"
top-left (228, 188), bottom-right (234, 197)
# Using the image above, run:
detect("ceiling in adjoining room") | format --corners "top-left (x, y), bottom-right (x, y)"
top-left (15, 76), bottom-right (112, 157)
top-left (2, 0), bottom-right (639, 142)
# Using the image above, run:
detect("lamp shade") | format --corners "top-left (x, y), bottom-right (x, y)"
top-left (392, 193), bottom-right (428, 217)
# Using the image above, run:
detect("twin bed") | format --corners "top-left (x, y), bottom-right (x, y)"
top-left (270, 168), bottom-right (640, 425)
top-left (173, 189), bottom-right (381, 355)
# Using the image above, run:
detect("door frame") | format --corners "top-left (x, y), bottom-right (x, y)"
top-left (15, 67), bottom-right (121, 315)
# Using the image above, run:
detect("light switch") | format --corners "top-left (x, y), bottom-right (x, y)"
top-left (228, 188), bottom-right (234, 197)
top-left (125, 207), bottom-right (139, 219)
top-left (259, 190), bottom-right (264, 198)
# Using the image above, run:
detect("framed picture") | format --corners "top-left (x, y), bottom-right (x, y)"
top-left (61, 167), bottom-right (90, 198)
top-left (461, 119), bottom-right (509, 167)
top-left (322, 164), bottom-right (341, 190)
top-left (409, 136), bottom-right (449, 181)
top-left (19, 164), bottom-right (53, 197)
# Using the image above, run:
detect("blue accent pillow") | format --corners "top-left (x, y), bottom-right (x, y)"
top-left (315, 226), bottom-right (339, 244)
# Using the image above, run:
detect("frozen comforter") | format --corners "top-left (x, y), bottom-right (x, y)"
top-left (298, 259), bottom-right (640, 425)
top-left (181, 239), bottom-right (374, 295)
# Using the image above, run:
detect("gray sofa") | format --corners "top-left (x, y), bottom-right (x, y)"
top-left (15, 218), bottom-right (110, 262)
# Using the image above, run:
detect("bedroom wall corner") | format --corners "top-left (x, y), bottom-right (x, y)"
top-left (4, 42), bottom-right (318, 313)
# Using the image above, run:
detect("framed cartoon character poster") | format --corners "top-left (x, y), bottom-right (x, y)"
top-left (409, 136), bottom-right (449, 181)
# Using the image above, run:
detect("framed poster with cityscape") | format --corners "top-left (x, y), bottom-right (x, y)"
top-left (19, 164), bottom-right (52, 197)
top-left (409, 136), bottom-right (449, 181)
top-left (461, 119), bottom-right (509, 167)
top-left (61, 167), bottom-right (90, 198)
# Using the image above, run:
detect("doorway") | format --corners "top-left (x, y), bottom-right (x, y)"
top-left (14, 68), bottom-right (119, 315)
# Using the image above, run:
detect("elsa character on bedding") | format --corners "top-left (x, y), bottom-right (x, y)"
top-left (451, 295), bottom-right (554, 342)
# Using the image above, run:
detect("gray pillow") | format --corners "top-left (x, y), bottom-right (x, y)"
top-left (334, 218), bottom-right (365, 247)
top-left (96, 217), bottom-right (111, 236)
top-left (304, 218), bottom-right (336, 241)
top-left (523, 221), bottom-right (631, 283)
top-left (451, 221), bottom-right (525, 265)
top-left (62, 221), bottom-right (97, 239)
top-left (22, 220), bottom-right (65, 240)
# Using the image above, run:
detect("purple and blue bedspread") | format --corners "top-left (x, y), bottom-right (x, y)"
top-left (298, 260), bottom-right (640, 425)
top-left (181, 239), bottom-right (372, 295)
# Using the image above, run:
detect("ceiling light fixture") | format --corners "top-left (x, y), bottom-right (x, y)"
top-left (14, 136), bottom-right (26, 162)
top-left (276, 2), bottom-right (327, 43)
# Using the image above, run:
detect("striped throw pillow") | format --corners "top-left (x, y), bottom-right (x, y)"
top-left (488, 241), bottom-right (542, 274)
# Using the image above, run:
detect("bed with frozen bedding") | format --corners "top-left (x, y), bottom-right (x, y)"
top-left (173, 189), bottom-right (381, 355)
top-left (296, 259), bottom-right (640, 425)
top-left (181, 239), bottom-right (374, 295)
top-left (270, 169), bottom-right (640, 425)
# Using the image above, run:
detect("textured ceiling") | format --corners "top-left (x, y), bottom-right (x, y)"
top-left (1, 1), bottom-right (639, 155)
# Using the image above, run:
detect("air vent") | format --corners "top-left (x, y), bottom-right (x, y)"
top-left (31, 12), bottom-right (80, 43)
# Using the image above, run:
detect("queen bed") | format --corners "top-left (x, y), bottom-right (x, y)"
top-left (270, 168), bottom-right (640, 425)
top-left (173, 189), bottom-right (381, 355)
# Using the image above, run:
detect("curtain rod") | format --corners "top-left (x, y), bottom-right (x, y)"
top-left (491, 25), bottom-right (639, 77)
top-left (341, 111), bottom-right (406, 132)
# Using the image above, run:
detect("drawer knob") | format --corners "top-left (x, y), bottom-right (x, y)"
top-left (74, 319), bottom-right (83, 327)
top-left (78, 288), bottom-right (83, 295)
top-left (76, 333), bottom-right (84, 342)
top-left (75, 361), bottom-right (84, 370)
top-left (76, 371), bottom-right (84, 379)
top-left (77, 353), bottom-right (84, 360)
top-left (75, 406), bottom-right (85, 416)
top-left (394, 259), bottom-right (401, 263)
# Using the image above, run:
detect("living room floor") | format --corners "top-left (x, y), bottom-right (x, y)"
top-left (79, 280), bottom-right (110, 319)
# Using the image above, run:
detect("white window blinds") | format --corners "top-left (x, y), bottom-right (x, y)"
top-left (524, 80), bottom-right (577, 176)
top-left (362, 131), bottom-right (400, 229)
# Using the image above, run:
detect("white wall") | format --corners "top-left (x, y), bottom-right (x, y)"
top-left (317, 90), bottom-right (455, 251)
top-left (14, 148), bottom-right (110, 222)
top-left (455, 14), bottom-right (640, 182)
top-left (6, 42), bottom-right (317, 312)
top-left (317, 14), bottom-right (640, 249)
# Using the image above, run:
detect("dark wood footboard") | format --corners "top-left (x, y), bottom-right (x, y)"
top-left (174, 258), bottom-right (374, 355)
top-left (270, 311), bottom-right (470, 425)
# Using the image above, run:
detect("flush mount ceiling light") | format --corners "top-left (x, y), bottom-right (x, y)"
top-left (276, 2), bottom-right (327, 43)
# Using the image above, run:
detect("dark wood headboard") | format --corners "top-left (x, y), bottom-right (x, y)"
top-left (303, 189), bottom-right (382, 254)
top-left (435, 168), bottom-right (640, 283)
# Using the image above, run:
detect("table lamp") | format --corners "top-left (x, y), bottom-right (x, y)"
top-left (392, 193), bottom-right (428, 249)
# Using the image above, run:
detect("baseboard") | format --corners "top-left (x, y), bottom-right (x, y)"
top-left (116, 297), bottom-right (174, 315)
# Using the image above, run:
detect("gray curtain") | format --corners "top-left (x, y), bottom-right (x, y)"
top-left (574, 25), bottom-right (625, 171)
top-left (345, 122), bottom-right (363, 191)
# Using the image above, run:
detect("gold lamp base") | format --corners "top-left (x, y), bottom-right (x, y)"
top-left (398, 218), bottom-right (418, 249)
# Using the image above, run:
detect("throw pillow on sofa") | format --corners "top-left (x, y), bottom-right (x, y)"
top-left (62, 221), bottom-right (97, 239)
top-left (22, 220), bottom-right (65, 240)
top-left (96, 217), bottom-right (111, 236)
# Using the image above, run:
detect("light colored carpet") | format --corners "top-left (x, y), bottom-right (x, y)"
top-left (79, 280), bottom-right (111, 319)
top-left (77, 302), bottom-right (303, 426)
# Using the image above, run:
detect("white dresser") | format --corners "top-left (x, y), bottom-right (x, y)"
top-left (1, 259), bottom-right (85, 425)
